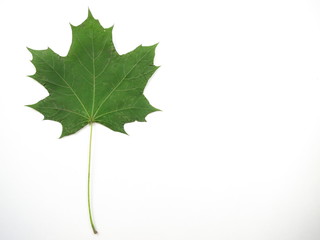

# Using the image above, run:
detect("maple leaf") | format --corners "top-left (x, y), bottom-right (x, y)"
top-left (27, 9), bottom-right (159, 234)
top-left (28, 10), bottom-right (159, 138)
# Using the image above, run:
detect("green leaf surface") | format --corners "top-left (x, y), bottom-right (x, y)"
top-left (28, 10), bottom-right (159, 137)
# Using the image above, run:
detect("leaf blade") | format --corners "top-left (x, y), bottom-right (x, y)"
top-left (28, 11), bottom-right (159, 137)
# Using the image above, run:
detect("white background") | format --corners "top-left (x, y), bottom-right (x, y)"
top-left (1, 0), bottom-right (320, 239)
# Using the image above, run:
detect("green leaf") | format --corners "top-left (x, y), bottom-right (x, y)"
top-left (27, 10), bottom-right (159, 137)
top-left (27, 9), bottom-right (160, 234)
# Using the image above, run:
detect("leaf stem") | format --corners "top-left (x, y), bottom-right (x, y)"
top-left (88, 123), bottom-right (98, 234)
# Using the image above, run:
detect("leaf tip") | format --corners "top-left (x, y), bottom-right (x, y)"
top-left (27, 74), bottom-right (35, 79)
top-left (87, 8), bottom-right (94, 19)
top-left (119, 126), bottom-right (129, 135)
top-left (150, 107), bottom-right (161, 115)
top-left (152, 42), bottom-right (160, 48)
top-left (59, 130), bottom-right (67, 139)
top-left (26, 47), bottom-right (35, 54)
top-left (109, 24), bottom-right (115, 31)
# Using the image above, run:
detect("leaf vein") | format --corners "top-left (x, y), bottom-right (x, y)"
top-left (93, 49), bottom-right (152, 118)
top-left (74, 54), bottom-right (93, 75)
top-left (96, 59), bottom-right (111, 78)
top-left (95, 37), bottom-right (109, 60)
top-left (35, 106), bottom-right (88, 118)
top-left (33, 51), bottom-right (90, 117)
top-left (95, 107), bottom-right (152, 119)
